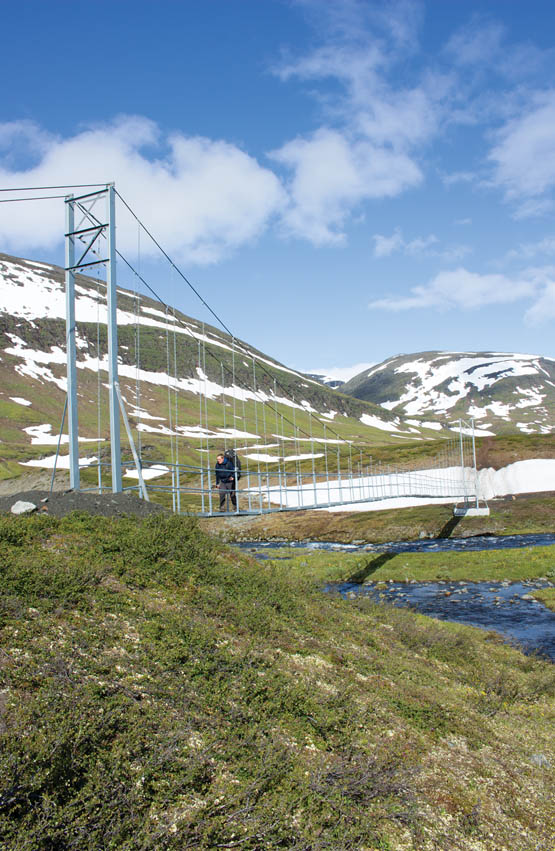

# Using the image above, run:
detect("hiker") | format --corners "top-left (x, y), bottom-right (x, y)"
top-left (214, 451), bottom-right (237, 511)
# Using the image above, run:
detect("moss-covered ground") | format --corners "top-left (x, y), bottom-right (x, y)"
top-left (1, 512), bottom-right (553, 850)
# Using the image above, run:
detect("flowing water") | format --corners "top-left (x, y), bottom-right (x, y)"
top-left (330, 579), bottom-right (555, 661)
top-left (237, 535), bottom-right (555, 660)
top-left (237, 532), bottom-right (555, 556)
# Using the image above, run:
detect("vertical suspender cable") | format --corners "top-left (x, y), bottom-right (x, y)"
top-left (252, 357), bottom-right (262, 512)
top-left (273, 380), bottom-right (284, 509)
top-left (281, 412), bottom-right (287, 506)
top-left (221, 363), bottom-right (227, 444)
top-left (309, 410), bottom-right (317, 507)
top-left (324, 424), bottom-right (330, 505)
top-left (261, 377), bottom-right (270, 509)
top-left (198, 339), bottom-right (205, 513)
top-left (96, 274), bottom-right (103, 493)
top-left (240, 369), bottom-right (251, 511)
top-left (135, 222), bottom-right (142, 460)
top-left (292, 407), bottom-right (300, 506)
top-left (50, 396), bottom-right (68, 495)
top-left (165, 305), bottom-right (176, 512)
top-left (202, 325), bottom-right (213, 513)
top-left (336, 445), bottom-right (341, 505)
top-left (231, 338), bottom-right (237, 440)
top-left (172, 306), bottom-right (180, 513)
top-left (348, 442), bottom-right (354, 502)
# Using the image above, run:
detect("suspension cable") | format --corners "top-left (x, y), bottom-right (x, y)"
top-left (0, 194), bottom-right (67, 202)
top-left (113, 190), bottom-right (349, 444)
top-left (115, 189), bottom-right (233, 337)
top-left (0, 183), bottom-right (107, 191)
top-left (74, 193), bottom-right (352, 448)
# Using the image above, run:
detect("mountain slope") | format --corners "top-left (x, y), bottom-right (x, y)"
top-left (0, 253), bottom-right (448, 481)
top-left (341, 351), bottom-right (555, 436)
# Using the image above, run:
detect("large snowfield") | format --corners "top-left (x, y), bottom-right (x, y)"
top-left (265, 459), bottom-right (555, 512)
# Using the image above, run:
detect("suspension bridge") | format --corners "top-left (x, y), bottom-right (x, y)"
top-left (5, 183), bottom-right (488, 517)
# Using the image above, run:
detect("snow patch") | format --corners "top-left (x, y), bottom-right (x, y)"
top-left (245, 452), bottom-right (324, 463)
top-left (21, 454), bottom-right (98, 469)
top-left (124, 464), bottom-right (169, 480)
top-left (23, 424), bottom-right (103, 445)
top-left (360, 413), bottom-right (401, 432)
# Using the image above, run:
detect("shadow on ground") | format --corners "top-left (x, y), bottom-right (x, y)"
top-left (347, 552), bottom-right (397, 584)
top-left (346, 514), bottom-right (464, 583)
top-left (436, 514), bottom-right (463, 539)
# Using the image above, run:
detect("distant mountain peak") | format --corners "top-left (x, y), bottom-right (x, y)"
top-left (303, 372), bottom-right (345, 390)
top-left (341, 350), bottom-right (555, 435)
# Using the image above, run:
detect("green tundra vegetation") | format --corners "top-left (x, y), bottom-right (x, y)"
top-left (244, 544), bottom-right (555, 585)
top-left (1, 512), bottom-right (553, 850)
top-left (531, 587), bottom-right (555, 611)
top-left (203, 492), bottom-right (555, 546)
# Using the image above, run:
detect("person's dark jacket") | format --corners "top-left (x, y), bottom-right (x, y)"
top-left (215, 457), bottom-right (236, 484)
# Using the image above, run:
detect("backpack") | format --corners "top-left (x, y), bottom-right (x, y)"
top-left (224, 448), bottom-right (242, 480)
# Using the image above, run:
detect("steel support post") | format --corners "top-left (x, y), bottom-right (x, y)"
top-left (471, 418), bottom-right (479, 508)
top-left (459, 419), bottom-right (467, 503)
top-left (106, 184), bottom-right (122, 492)
top-left (65, 196), bottom-right (80, 489)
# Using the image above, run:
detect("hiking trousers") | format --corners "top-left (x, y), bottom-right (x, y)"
top-left (218, 480), bottom-right (237, 511)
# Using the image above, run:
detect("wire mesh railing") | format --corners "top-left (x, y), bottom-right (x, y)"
top-left (76, 447), bottom-right (480, 516)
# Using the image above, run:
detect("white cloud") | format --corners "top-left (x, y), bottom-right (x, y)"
top-left (445, 19), bottom-right (505, 68)
top-left (444, 15), bottom-right (548, 81)
top-left (488, 91), bottom-right (555, 208)
top-left (0, 120), bottom-right (54, 164)
top-left (271, 129), bottom-right (422, 244)
top-left (506, 235), bottom-right (555, 261)
top-left (441, 19), bottom-right (555, 205)
top-left (0, 116), bottom-right (286, 264)
top-left (525, 280), bottom-right (555, 323)
top-left (511, 199), bottom-right (555, 221)
top-left (441, 171), bottom-right (476, 187)
top-left (372, 228), bottom-right (469, 261)
top-left (269, 1), bottom-right (442, 243)
top-left (372, 229), bottom-right (404, 258)
top-left (369, 267), bottom-right (537, 311)
top-left (304, 0), bottom-right (424, 53)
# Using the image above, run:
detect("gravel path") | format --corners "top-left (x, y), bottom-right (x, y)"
top-left (0, 489), bottom-right (168, 519)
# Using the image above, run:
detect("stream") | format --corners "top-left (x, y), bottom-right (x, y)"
top-left (237, 534), bottom-right (555, 660)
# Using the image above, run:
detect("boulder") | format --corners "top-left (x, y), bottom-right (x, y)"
top-left (11, 500), bottom-right (37, 515)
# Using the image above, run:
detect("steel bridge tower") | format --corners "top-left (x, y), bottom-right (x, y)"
top-left (65, 184), bottom-right (122, 493)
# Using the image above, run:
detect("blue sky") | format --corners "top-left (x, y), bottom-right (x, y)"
top-left (2, 0), bottom-right (555, 379)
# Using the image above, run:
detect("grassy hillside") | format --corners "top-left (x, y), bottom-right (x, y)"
top-left (1, 513), bottom-right (553, 850)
